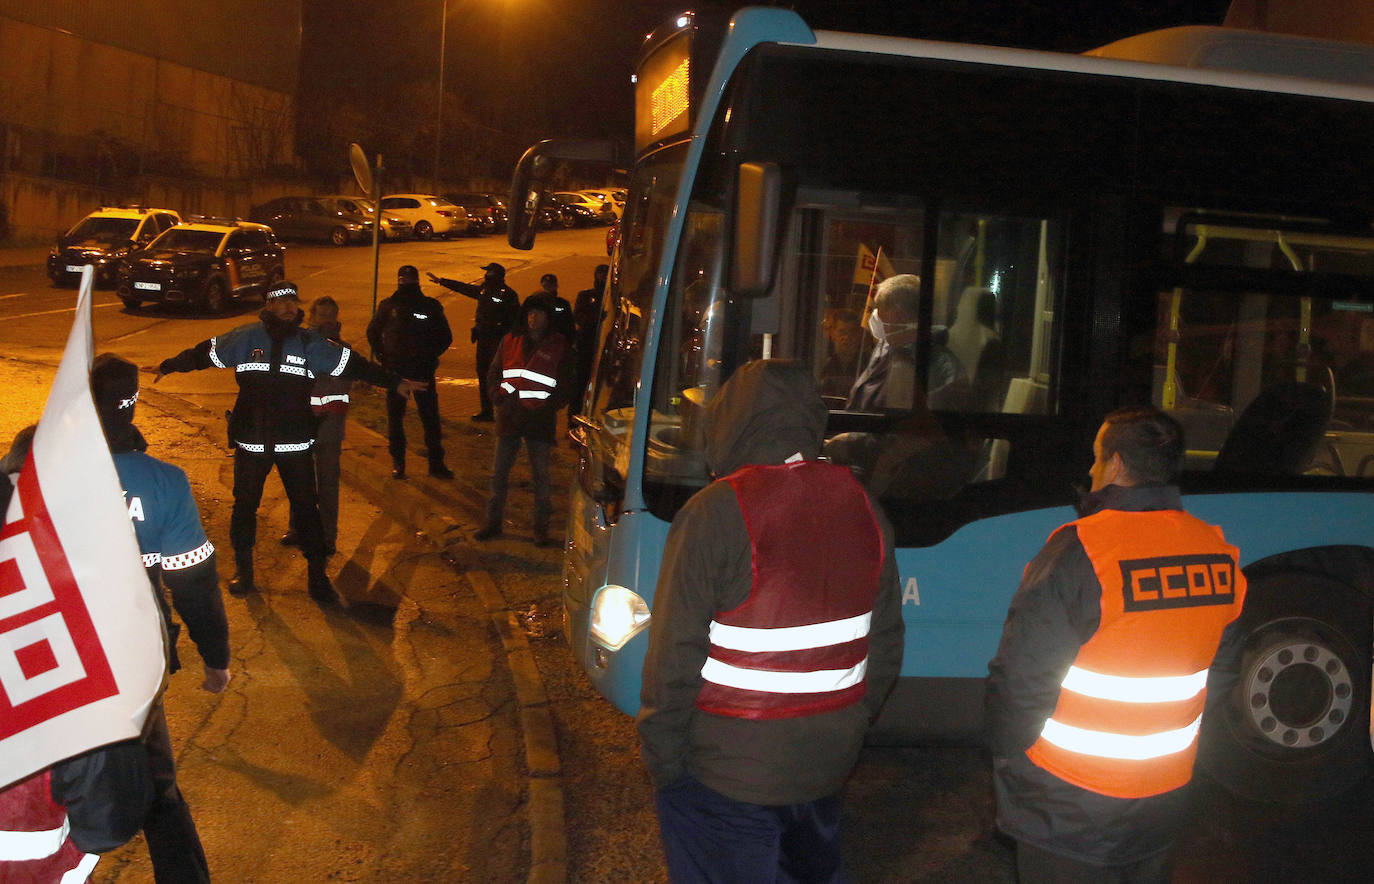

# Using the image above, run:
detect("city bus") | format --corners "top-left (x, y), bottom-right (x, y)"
top-left (507, 7), bottom-right (1374, 803)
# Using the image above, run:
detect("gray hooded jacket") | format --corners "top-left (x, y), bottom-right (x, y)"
top-left (636, 360), bottom-right (904, 805)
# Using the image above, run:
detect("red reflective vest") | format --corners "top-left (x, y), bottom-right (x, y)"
top-left (695, 460), bottom-right (885, 720)
top-left (1025, 508), bottom-right (1247, 798)
top-left (497, 332), bottom-right (567, 410)
top-left (0, 770), bottom-right (98, 882)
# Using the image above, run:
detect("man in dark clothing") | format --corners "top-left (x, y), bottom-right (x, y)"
top-left (157, 280), bottom-right (420, 603)
top-left (570, 264), bottom-right (608, 418)
top-left (281, 296), bottom-right (351, 555)
top-left (637, 360), bottom-right (904, 884)
top-left (535, 272), bottom-right (576, 342)
top-left (475, 295), bottom-right (574, 546)
top-left (427, 262), bottom-right (520, 421)
top-left (848, 273), bottom-right (965, 412)
top-left (985, 407), bottom-right (1247, 883)
top-left (91, 353), bottom-right (233, 883)
top-left (368, 265), bottom-right (455, 479)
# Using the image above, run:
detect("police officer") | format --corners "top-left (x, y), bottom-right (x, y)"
top-left (427, 262), bottom-right (519, 422)
top-left (985, 407), bottom-right (1248, 883)
top-left (637, 360), bottom-right (904, 883)
top-left (156, 280), bottom-right (421, 603)
top-left (368, 265), bottom-right (454, 478)
top-left (569, 264), bottom-right (608, 418)
top-left (534, 272), bottom-right (575, 341)
top-left (92, 353), bottom-right (232, 883)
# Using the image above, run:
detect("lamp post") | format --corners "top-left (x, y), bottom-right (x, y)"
top-left (435, 0), bottom-right (448, 191)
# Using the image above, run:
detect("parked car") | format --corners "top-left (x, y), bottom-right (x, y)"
top-left (606, 220), bottom-right (619, 256)
top-left (319, 196), bottom-right (413, 240)
top-left (378, 194), bottom-right (472, 239)
top-left (48, 205), bottom-right (182, 287)
top-left (534, 198), bottom-right (596, 230)
top-left (553, 191), bottom-right (615, 224)
top-left (249, 196), bottom-right (373, 246)
top-left (578, 189), bottom-right (626, 219)
top-left (116, 218), bottom-right (285, 313)
top-left (444, 192), bottom-right (507, 233)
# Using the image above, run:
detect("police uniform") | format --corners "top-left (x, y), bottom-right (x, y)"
top-left (986, 482), bottom-right (1248, 881)
top-left (159, 282), bottom-right (397, 597)
top-left (431, 264), bottom-right (519, 420)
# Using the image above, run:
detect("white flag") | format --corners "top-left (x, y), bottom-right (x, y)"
top-left (0, 266), bottom-right (166, 789)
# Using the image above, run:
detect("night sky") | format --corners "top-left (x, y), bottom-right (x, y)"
top-left (298, 0), bottom-right (1232, 181)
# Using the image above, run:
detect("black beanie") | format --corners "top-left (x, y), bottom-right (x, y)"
top-left (91, 353), bottom-right (140, 435)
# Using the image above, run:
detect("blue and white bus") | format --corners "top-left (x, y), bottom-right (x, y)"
top-left (508, 7), bottom-right (1374, 803)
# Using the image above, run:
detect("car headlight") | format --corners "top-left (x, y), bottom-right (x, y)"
top-left (589, 584), bottom-right (650, 651)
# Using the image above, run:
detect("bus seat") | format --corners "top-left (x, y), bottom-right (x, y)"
top-left (1214, 382), bottom-right (1329, 475)
top-left (982, 377), bottom-right (1049, 481)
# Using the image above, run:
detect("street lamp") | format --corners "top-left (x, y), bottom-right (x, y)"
top-left (435, 0), bottom-right (448, 190)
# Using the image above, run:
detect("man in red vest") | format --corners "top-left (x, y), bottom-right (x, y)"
top-left (475, 294), bottom-right (573, 546)
top-left (986, 406), bottom-right (1248, 883)
top-left (638, 360), bottom-right (904, 883)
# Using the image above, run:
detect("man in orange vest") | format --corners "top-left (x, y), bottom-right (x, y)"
top-left (986, 406), bottom-right (1247, 883)
top-left (638, 360), bottom-right (904, 883)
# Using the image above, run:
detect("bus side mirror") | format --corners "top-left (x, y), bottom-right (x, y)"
top-left (730, 162), bottom-right (785, 297)
top-left (509, 138), bottom-right (621, 250)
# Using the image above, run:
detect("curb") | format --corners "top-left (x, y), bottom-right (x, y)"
top-left (338, 420), bottom-right (567, 884)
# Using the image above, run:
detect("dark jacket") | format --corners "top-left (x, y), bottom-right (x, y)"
top-left (433, 276), bottom-right (520, 342)
top-left (847, 327), bottom-right (964, 412)
top-left (636, 360), bottom-right (904, 806)
top-left (366, 283), bottom-right (454, 379)
top-left (160, 311), bottom-right (396, 452)
top-left (985, 483), bottom-right (1244, 866)
top-left (486, 308), bottom-right (574, 442)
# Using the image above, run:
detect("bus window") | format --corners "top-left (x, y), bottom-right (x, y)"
top-left (1140, 213), bottom-right (1374, 475)
top-left (581, 144), bottom-right (686, 513)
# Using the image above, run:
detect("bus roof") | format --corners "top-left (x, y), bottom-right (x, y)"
top-left (801, 23), bottom-right (1374, 105)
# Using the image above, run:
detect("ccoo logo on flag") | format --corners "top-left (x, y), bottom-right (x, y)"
top-left (0, 466), bottom-right (119, 738)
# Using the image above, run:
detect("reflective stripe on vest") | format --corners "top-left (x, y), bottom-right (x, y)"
top-left (1025, 508), bottom-right (1247, 799)
top-left (310, 394), bottom-right (351, 407)
top-left (695, 461), bottom-right (884, 720)
top-left (498, 333), bottom-right (566, 410)
top-left (0, 819), bottom-right (68, 861)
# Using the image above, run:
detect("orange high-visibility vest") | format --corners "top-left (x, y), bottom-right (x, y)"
top-left (1025, 508), bottom-right (1247, 799)
top-left (695, 460), bottom-right (885, 720)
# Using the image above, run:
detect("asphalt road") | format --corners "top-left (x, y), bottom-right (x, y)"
top-left (3, 228), bottom-right (1373, 882)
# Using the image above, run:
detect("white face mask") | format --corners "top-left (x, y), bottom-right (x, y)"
top-left (867, 310), bottom-right (917, 343)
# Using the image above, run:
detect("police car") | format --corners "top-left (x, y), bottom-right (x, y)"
top-left (116, 218), bottom-right (285, 313)
top-left (47, 205), bottom-right (182, 287)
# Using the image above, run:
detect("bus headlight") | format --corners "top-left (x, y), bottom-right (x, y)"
top-left (589, 584), bottom-right (650, 651)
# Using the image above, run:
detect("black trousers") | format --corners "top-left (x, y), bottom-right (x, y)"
top-left (386, 383), bottom-right (443, 469)
top-left (143, 696), bottom-right (210, 883)
top-left (1016, 841), bottom-right (1173, 884)
top-left (475, 337), bottom-right (500, 415)
top-left (231, 446), bottom-right (326, 562)
top-left (312, 411), bottom-right (345, 549)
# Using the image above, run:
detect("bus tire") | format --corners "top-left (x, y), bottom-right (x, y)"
top-left (1198, 570), bottom-right (1372, 804)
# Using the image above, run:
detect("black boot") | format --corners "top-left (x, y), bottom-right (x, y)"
top-left (473, 522), bottom-right (502, 541)
top-left (307, 560), bottom-right (339, 605)
top-left (228, 550), bottom-right (256, 596)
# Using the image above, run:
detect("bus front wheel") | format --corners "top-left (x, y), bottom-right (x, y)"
top-left (1198, 571), bottom-right (1372, 803)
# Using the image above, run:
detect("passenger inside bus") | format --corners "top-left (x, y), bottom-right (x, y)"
top-left (946, 285), bottom-right (1005, 411)
top-left (846, 274), bottom-right (966, 412)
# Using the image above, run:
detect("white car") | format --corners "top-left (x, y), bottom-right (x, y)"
top-left (378, 194), bottom-right (472, 240)
top-left (318, 196), bottom-right (413, 241)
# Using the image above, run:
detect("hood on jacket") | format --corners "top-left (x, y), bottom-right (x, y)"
top-left (703, 359), bottom-right (829, 478)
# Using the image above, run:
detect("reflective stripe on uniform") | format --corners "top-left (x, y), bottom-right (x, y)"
top-left (701, 656), bottom-right (868, 694)
top-left (141, 552), bottom-right (160, 568)
top-left (236, 441), bottom-right (314, 453)
top-left (62, 853), bottom-right (99, 883)
top-left (1060, 665), bottom-right (1209, 704)
top-left (235, 362), bottom-right (271, 373)
top-left (1038, 714), bottom-right (1203, 761)
top-left (208, 338), bottom-right (225, 369)
top-left (0, 818), bottom-right (69, 861)
top-left (709, 612), bottom-right (872, 653)
top-left (161, 540), bottom-right (214, 571)
top-left (279, 364), bottom-right (308, 377)
top-left (310, 394), bottom-right (351, 407)
top-left (501, 382), bottom-right (517, 394)
top-left (517, 390), bottom-right (551, 399)
top-left (502, 367), bottom-right (557, 388)
top-left (331, 348), bottom-right (351, 377)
